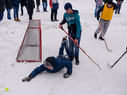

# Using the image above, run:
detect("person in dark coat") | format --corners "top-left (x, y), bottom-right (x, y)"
top-left (20, 0), bottom-right (29, 16)
top-left (27, 0), bottom-right (35, 20)
top-left (5, 0), bottom-right (13, 20)
top-left (42, 0), bottom-right (48, 12)
top-left (115, 0), bottom-right (124, 14)
top-left (36, 0), bottom-right (40, 12)
top-left (12, 0), bottom-right (21, 21)
top-left (22, 38), bottom-right (72, 82)
top-left (49, 0), bottom-right (59, 21)
top-left (0, 0), bottom-right (5, 22)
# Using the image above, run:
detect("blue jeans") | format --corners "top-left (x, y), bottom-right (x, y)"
top-left (58, 40), bottom-right (69, 60)
top-left (69, 32), bottom-right (81, 57)
top-left (21, 6), bottom-right (29, 15)
top-left (0, 11), bottom-right (4, 22)
top-left (6, 9), bottom-right (11, 20)
top-left (42, 2), bottom-right (47, 11)
top-left (13, 6), bottom-right (19, 19)
top-left (115, 3), bottom-right (122, 14)
top-left (59, 40), bottom-right (69, 56)
top-left (94, 6), bottom-right (101, 17)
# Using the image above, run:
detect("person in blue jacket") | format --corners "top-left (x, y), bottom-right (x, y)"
top-left (22, 37), bottom-right (72, 82)
top-left (59, 2), bottom-right (82, 65)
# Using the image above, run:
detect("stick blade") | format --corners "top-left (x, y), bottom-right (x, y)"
top-left (107, 63), bottom-right (112, 68)
top-left (107, 48), bottom-right (112, 52)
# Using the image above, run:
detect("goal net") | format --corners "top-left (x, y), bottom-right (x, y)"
top-left (16, 20), bottom-right (42, 62)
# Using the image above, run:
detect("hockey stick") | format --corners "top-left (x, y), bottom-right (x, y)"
top-left (62, 28), bottom-right (101, 70)
top-left (98, 21), bottom-right (112, 52)
top-left (108, 47), bottom-right (127, 68)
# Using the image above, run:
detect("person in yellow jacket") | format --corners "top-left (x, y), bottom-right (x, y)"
top-left (94, 1), bottom-right (118, 40)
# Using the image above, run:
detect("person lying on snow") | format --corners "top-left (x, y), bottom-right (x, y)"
top-left (22, 36), bottom-right (72, 82)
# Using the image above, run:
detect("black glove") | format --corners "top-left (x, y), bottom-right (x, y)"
top-left (22, 76), bottom-right (33, 82)
top-left (97, 16), bottom-right (99, 21)
top-left (63, 73), bottom-right (71, 78)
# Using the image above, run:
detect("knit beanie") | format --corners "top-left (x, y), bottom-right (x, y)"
top-left (64, 3), bottom-right (72, 10)
top-left (108, 1), bottom-right (113, 4)
top-left (45, 57), bottom-right (55, 67)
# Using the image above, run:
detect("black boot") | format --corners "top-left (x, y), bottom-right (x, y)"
top-left (70, 56), bottom-right (74, 61)
top-left (75, 56), bottom-right (79, 65)
top-left (99, 37), bottom-right (104, 40)
top-left (94, 33), bottom-right (97, 39)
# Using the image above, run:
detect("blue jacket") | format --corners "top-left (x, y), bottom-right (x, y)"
top-left (60, 10), bottom-right (82, 39)
top-left (12, 0), bottom-right (21, 6)
top-left (52, 2), bottom-right (59, 10)
top-left (29, 56), bottom-right (72, 77)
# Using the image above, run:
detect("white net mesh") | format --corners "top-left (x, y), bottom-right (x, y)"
top-left (17, 20), bottom-right (42, 62)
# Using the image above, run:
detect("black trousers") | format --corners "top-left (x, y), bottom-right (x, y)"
top-left (51, 9), bottom-right (57, 21)
top-left (29, 9), bottom-right (34, 20)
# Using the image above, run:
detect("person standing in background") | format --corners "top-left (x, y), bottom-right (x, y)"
top-left (5, 0), bottom-right (12, 20)
top-left (49, 0), bottom-right (59, 21)
top-left (42, 0), bottom-right (48, 12)
top-left (0, 0), bottom-right (5, 22)
top-left (94, 0), bottom-right (103, 17)
top-left (12, 0), bottom-right (21, 21)
top-left (115, 0), bottom-right (124, 14)
top-left (36, 0), bottom-right (40, 12)
top-left (20, 0), bottom-right (29, 16)
top-left (27, 0), bottom-right (35, 20)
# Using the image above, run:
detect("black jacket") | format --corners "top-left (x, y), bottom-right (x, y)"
top-left (5, 0), bottom-right (13, 9)
top-left (27, 0), bottom-right (35, 9)
top-left (36, 0), bottom-right (40, 6)
top-left (21, 0), bottom-right (27, 6)
top-left (0, 0), bottom-right (5, 11)
top-left (116, 0), bottom-right (124, 1)
top-left (42, 0), bottom-right (47, 2)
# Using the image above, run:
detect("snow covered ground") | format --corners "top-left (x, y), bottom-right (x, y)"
top-left (0, 0), bottom-right (127, 95)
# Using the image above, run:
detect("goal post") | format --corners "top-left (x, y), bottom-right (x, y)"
top-left (16, 20), bottom-right (42, 62)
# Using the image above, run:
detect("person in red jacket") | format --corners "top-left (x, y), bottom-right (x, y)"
top-left (49, 0), bottom-right (59, 21)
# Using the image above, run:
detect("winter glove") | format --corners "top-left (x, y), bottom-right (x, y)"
top-left (63, 73), bottom-right (71, 78)
top-left (22, 76), bottom-right (33, 82)
top-left (97, 16), bottom-right (99, 21)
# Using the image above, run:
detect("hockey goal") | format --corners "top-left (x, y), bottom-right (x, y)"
top-left (16, 20), bottom-right (42, 62)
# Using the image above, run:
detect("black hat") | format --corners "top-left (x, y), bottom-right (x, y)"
top-left (108, 1), bottom-right (113, 4)
top-left (45, 57), bottom-right (55, 67)
top-left (64, 3), bottom-right (72, 10)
